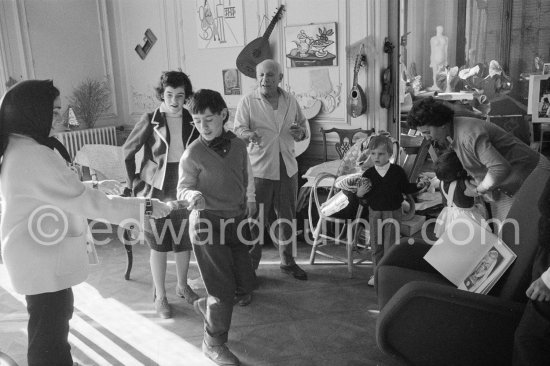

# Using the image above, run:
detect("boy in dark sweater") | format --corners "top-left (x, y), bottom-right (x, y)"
top-left (357, 135), bottom-right (424, 287)
top-left (177, 89), bottom-right (256, 366)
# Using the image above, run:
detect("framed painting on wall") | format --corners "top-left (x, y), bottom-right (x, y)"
top-left (284, 23), bottom-right (337, 68)
top-left (528, 74), bottom-right (550, 122)
top-left (195, 0), bottom-right (245, 49)
top-left (222, 69), bottom-right (241, 95)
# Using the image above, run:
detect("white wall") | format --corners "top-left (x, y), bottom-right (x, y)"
top-left (0, 0), bottom-right (391, 160)
top-left (0, 0), bottom-right (118, 126)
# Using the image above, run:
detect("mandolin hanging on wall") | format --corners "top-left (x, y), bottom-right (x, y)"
top-left (236, 6), bottom-right (285, 78)
top-left (347, 44), bottom-right (367, 118)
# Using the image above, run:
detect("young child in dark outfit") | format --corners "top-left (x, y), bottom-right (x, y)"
top-left (177, 89), bottom-right (256, 366)
top-left (356, 135), bottom-right (424, 287)
top-left (433, 150), bottom-right (487, 238)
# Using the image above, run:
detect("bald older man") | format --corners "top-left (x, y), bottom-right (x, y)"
top-left (234, 59), bottom-right (309, 280)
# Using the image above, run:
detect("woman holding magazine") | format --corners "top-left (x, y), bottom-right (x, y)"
top-left (407, 96), bottom-right (550, 229)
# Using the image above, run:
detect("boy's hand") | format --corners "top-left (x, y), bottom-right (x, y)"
top-left (526, 277), bottom-right (550, 302)
top-left (356, 178), bottom-right (372, 197)
top-left (150, 199), bottom-right (172, 219)
top-left (167, 200), bottom-right (189, 210)
top-left (187, 193), bottom-right (206, 211)
top-left (246, 202), bottom-right (257, 218)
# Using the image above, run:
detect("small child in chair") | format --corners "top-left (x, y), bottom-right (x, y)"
top-left (433, 150), bottom-right (487, 238)
top-left (356, 135), bottom-right (425, 287)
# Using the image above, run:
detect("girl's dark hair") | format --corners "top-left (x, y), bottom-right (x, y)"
top-left (407, 96), bottom-right (454, 129)
top-left (187, 89), bottom-right (229, 123)
top-left (154, 71), bottom-right (193, 101)
top-left (434, 150), bottom-right (467, 183)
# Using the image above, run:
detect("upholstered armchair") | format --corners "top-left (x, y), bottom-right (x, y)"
top-left (375, 168), bottom-right (550, 366)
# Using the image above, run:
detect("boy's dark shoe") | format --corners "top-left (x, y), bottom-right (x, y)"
top-left (280, 263), bottom-right (308, 280)
top-left (202, 341), bottom-right (240, 365)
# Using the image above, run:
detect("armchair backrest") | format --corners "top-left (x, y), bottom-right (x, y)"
top-left (491, 166), bottom-right (550, 302)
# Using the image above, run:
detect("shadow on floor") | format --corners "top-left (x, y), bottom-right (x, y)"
top-left (0, 238), bottom-right (406, 366)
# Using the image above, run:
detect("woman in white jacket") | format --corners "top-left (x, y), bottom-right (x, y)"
top-left (0, 80), bottom-right (171, 366)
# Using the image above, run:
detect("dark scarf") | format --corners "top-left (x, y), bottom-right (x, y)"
top-left (202, 129), bottom-right (235, 157)
top-left (0, 80), bottom-right (70, 162)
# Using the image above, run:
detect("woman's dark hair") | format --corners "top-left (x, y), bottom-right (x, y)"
top-left (154, 71), bottom-right (193, 101)
top-left (187, 89), bottom-right (229, 123)
top-left (0, 80), bottom-right (60, 170)
top-left (407, 96), bottom-right (454, 129)
top-left (434, 150), bottom-right (467, 183)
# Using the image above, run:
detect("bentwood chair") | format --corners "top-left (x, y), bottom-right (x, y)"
top-left (320, 127), bottom-right (375, 161)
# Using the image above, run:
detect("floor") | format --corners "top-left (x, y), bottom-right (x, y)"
top-left (0, 237), bottom-right (404, 366)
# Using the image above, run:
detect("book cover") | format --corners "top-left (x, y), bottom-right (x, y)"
top-left (423, 213), bottom-right (516, 294)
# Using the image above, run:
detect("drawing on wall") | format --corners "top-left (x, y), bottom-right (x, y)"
top-left (222, 69), bottom-right (241, 95)
top-left (195, 0), bottom-right (245, 49)
top-left (286, 68), bottom-right (342, 118)
top-left (285, 23), bottom-right (337, 68)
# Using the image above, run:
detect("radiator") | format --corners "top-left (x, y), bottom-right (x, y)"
top-left (53, 126), bottom-right (117, 160)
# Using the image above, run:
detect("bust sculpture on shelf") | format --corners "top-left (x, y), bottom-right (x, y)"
top-left (429, 25), bottom-right (448, 91)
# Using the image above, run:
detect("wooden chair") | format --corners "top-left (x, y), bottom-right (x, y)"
top-left (74, 144), bottom-right (143, 280)
top-left (320, 127), bottom-right (375, 161)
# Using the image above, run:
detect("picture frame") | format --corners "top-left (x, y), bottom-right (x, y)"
top-left (527, 74), bottom-right (550, 122)
top-left (284, 23), bottom-right (337, 68)
top-left (222, 69), bottom-right (241, 95)
top-left (543, 63), bottom-right (550, 75)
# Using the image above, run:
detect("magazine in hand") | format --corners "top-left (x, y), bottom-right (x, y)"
top-left (424, 213), bottom-right (516, 294)
top-left (320, 190), bottom-right (349, 217)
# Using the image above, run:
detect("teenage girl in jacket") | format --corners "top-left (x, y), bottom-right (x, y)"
top-left (123, 71), bottom-right (200, 318)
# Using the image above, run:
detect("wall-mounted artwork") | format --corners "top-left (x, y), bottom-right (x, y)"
top-left (285, 23), bottom-right (337, 68)
top-left (195, 0), bottom-right (245, 49)
top-left (528, 74), bottom-right (550, 122)
top-left (222, 69), bottom-right (241, 95)
top-left (135, 29), bottom-right (157, 60)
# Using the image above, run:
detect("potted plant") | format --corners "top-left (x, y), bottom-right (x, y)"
top-left (69, 78), bottom-right (111, 129)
